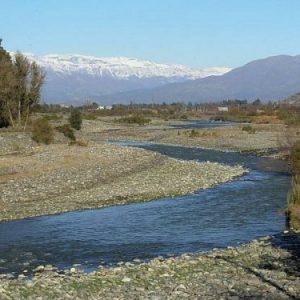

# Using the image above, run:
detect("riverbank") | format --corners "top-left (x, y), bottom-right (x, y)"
top-left (0, 141), bottom-right (245, 221)
top-left (1, 233), bottom-right (299, 299)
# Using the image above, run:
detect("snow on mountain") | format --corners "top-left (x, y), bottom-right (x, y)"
top-left (10, 53), bottom-right (230, 104)
top-left (25, 53), bottom-right (230, 80)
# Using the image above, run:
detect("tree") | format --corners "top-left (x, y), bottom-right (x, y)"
top-left (0, 41), bottom-right (45, 129)
top-left (0, 44), bottom-right (15, 127)
top-left (13, 52), bottom-right (45, 130)
top-left (252, 98), bottom-right (262, 106)
top-left (69, 109), bottom-right (82, 130)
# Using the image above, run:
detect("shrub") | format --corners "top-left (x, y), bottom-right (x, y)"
top-left (82, 113), bottom-right (97, 120)
top-left (287, 141), bottom-right (300, 230)
top-left (69, 109), bottom-right (82, 130)
top-left (31, 118), bottom-right (54, 144)
top-left (55, 124), bottom-right (76, 141)
top-left (242, 125), bottom-right (256, 134)
top-left (189, 129), bottom-right (199, 137)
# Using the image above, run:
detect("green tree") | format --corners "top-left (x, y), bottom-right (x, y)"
top-left (69, 109), bottom-right (82, 130)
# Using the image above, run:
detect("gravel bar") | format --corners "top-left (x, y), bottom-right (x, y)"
top-left (0, 143), bottom-right (245, 221)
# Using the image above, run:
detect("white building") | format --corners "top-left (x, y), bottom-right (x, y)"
top-left (217, 106), bottom-right (229, 112)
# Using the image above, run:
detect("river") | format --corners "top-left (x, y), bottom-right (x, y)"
top-left (0, 139), bottom-right (291, 275)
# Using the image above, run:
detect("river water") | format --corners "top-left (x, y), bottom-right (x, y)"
top-left (0, 136), bottom-right (291, 275)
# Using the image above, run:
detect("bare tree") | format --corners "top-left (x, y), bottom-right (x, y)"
top-left (0, 44), bottom-right (45, 129)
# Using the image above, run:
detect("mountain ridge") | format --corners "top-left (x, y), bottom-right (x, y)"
top-left (100, 54), bottom-right (300, 104)
top-left (24, 53), bottom-right (230, 80)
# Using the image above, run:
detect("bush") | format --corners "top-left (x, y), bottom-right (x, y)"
top-left (290, 141), bottom-right (300, 175)
top-left (82, 113), bottom-right (97, 120)
top-left (69, 109), bottom-right (82, 130)
top-left (42, 114), bottom-right (62, 121)
top-left (31, 118), bottom-right (54, 144)
top-left (55, 124), bottom-right (76, 141)
top-left (287, 181), bottom-right (300, 230)
top-left (242, 125), bottom-right (256, 134)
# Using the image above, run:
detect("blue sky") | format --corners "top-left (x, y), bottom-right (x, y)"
top-left (1, 0), bottom-right (299, 68)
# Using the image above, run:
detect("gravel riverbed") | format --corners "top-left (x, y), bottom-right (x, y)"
top-left (1, 234), bottom-right (299, 299)
top-left (85, 120), bottom-right (286, 153)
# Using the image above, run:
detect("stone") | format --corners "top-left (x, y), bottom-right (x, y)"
top-left (121, 276), bottom-right (131, 283)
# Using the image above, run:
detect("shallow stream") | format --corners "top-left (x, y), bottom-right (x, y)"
top-left (0, 131), bottom-right (291, 275)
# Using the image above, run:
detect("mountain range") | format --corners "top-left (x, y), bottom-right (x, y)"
top-left (24, 53), bottom-right (300, 105)
top-left (24, 53), bottom-right (230, 104)
top-left (101, 55), bottom-right (300, 104)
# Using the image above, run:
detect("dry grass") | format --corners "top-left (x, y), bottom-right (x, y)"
top-left (289, 204), bottom-right (300, 230)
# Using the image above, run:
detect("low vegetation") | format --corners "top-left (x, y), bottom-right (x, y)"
top-left (116, 115), bottom-right (151, 125)
top-left (242, 125), bottom-right (256, 134)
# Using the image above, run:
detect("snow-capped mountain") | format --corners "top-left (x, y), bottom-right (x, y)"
top-left (26, 53), bottom-right (230, 80)
top-left (20, 53), bottom-right (230, 104)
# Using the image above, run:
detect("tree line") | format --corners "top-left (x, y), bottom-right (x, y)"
top-left (0, 40), bottom-right (45, 129)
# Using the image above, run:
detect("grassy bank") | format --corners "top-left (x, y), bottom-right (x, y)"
top-left (287, 141), bottom-right (300, 231)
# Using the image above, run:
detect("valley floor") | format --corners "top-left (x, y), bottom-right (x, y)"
top-left (0, 118), bottom-right (299, 300)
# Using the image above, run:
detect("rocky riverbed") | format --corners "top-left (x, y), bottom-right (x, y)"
top-left (1, 120), bottom-right (298, 300)
top-left (0, 140), bottom-right (245, 221)
top-left (0, 233), bottom-right (299, 299)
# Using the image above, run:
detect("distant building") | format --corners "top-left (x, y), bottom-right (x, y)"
top-left (96, 105), bottom-right (113, 110)
top-left (218, 106), bottom-right (229, 112)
